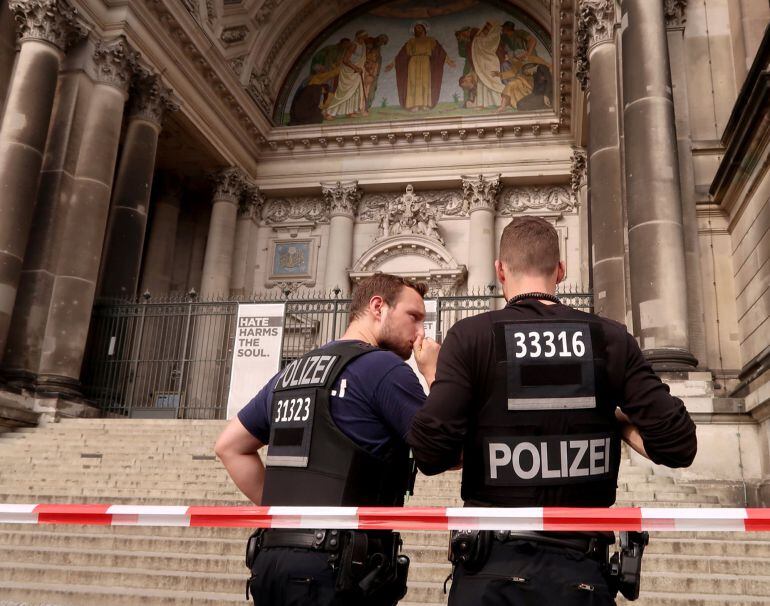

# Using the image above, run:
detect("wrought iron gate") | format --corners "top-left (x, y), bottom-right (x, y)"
top-left (81, 289), bottom-right (592, 419)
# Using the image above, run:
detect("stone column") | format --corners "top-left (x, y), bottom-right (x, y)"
top-left (140, 174), bottom-right (183, 296)
top-left (34, 37), bottom-right (136, 396)
top-left (665, 1), bottom-right (707, 367)
top-left (0, 0), bottom-right (80, 357)
top-left (99, 72), bottom-right (175, 298)
top-left (200, 168), bottom-right (246, 298)
top-left (231, 186), bottom-right (264, 296)
top-left (463, 174), bottom-right (502, 294)
top-left (571, 148), bottom-right (590, 286)
top-left (576, 0), bottom-right (627, 323)
top-left (187, 207), bottom-right (209, 292)
top-left (620, 0), bottom-right (696, 368)
top-left (322, 181), bottom-right (361, 295)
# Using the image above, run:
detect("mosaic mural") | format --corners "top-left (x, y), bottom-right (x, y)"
top-left (276, 0), bottom-right (552, 126)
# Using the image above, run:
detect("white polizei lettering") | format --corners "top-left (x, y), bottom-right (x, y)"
top-left (589, 439), bottom-right (605, 475)
top-left (568, 440), bottom-right (590, 477)
top-left (604, 438), bottom-right (611, 472)
top-left (560, 441), bottom-right (569, 476)
top-left (512, 442), bottom-right (540, 480)
top-left (489, 443), bottom-right (512, 479)
top-left (540, 442), bottom-right (561, 478)
top-left (313, 355), bottom-right (337, 384)
top-left (280, 360), bottom-right (299, 388)
top-left (290, 357), bottom-right (309, 387)
top-left (338, 379), bottom-right (347, 398)
top-left (299, 356), bottom-right (320, 384)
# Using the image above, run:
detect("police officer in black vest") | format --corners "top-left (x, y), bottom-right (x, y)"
top-left (407, 216), bottom-right (697, 605)
top-left (215, 274), bottom-right (440, 606)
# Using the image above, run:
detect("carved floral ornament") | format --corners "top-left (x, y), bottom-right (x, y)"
top-left (575, 0), bottom-right (616, 91)
top-left (92, 36), bottom-right (141, 92)
top-left (375, 185), bottom-right (444, 245)
top-left (129, 69), bottom-right (178, 124)
top-left (212, 167), bottom-right (248, 203)
top-left (321, 181), bottom-right (363, 217)
top-left (664, 0), bottom-right (688, 28)
top-left (461, 174), bottom-right (503, 213)
top-left (9, 0), bottom-right (85, 51)
top-left (571, 148), bottom-right (587, 193)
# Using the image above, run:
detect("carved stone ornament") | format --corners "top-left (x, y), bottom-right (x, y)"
top-left (129, 70), bottom-right (177, 125)
top-left (255, 0), bottom-right (283, 25)
top-left (262, 197), bottom-right (328, 224)
top-left (247, 69), bottom-right (273, 116)
top-left (221, 25), bottom-right (249, 45)
top-left (321, 181), bottom-right (362, 218)
top-left (239, 186), bottom-right (265, 220)
top-left (212, 167), bottom-right (247, 204)
top-left (9, 0), bottom-right (84, 51)
top-left (92, 37), bottom-right (140, 92)
top-left (664, 0), bottom-right (688, 28)
top-left (358, 190), bottom-right (457, 221)
top-left (575, 0), bottom-right (616, 91)
top-left (498, 185), bottom-right (577, 215)
top-left (461, 174), bottom-right (503, 214)
top-left (229, 56), bottom-right (246, 76)
top-left (374, 185), bottom-right (444, 245)
top-left (571, 148), bottom-right (587, 194)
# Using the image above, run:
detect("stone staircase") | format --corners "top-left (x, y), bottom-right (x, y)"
top-left (0, 419), bottom-right (767, 606)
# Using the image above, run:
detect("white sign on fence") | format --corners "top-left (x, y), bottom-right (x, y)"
top-left (407, 299), bottom-right (437, 395)
top-left (226, 303), bottom-right (285, 419)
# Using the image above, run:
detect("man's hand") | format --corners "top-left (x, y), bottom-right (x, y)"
top-left (413, 334), bottom-right (440, 387)
top-left (615, 408), bottom-right (649, 460)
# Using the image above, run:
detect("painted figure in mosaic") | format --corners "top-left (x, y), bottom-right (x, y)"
top-left (455, 26), bottom-right (480, 107)
top-left (363, 34), bottom-right (389, 109)
top-left (385, 23), bottom-right (455, 111)
top-left (289, 38), bottom-right (351, 124)
top-left (493, 50), bottom-right (551, 112)
top-left (323, 30), bottom-right (369, 119)
top-left (470, 21), bottom-right (505, 108)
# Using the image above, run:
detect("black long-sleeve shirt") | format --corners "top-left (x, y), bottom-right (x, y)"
top-left (407, 300), bottom-right (697, 477)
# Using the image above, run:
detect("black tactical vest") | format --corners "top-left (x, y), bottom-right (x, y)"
top-left (462, 317), bottom-right (621, 507)
top-left (261, 341), bottom-right (413, 507)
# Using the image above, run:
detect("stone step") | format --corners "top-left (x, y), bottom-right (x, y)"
top-left (619, 592), bottom-right (770, 605)
top-left (0, 561), bottom-right (244, 594)
top-left (0, 581), bottom-right (244, 606)
top-left (0, 493), bottom-right (249, 505)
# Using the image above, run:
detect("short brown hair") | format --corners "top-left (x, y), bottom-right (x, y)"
top-left (499, 216), bottom-right (560, 277)
top-left (349, 274), bottom-right (427, 320)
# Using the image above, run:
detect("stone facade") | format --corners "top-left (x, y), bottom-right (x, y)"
top-left (0, 0), bottom-right (767, 501)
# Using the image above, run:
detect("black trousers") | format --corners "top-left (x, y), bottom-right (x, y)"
top-left (247, 547), bottom-right (402, 606)
top-left (449, 539), bottom-right (617, 606)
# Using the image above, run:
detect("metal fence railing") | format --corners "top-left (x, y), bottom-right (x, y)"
top-left (81, 287), bottom-right (591, 420)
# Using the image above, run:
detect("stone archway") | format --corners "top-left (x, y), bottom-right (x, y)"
top-left (349, 234), bottom-right (467, 295)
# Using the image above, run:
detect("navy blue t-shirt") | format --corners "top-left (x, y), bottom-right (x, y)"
top-left (237, 340), bottom-right (426, 459)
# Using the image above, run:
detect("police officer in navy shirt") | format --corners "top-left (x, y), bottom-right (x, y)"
top-left (407, 216), bottom-right (697, 605)
top-left (215, 274), bottom-right (440, 606)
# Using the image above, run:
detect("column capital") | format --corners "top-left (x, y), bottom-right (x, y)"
top-left (461, 174), bottom-right (502, 213)
top-left (664, 0), bottom-right (688, 29)
top-left (9, 0), bottom-right (85, 51)
top-left (92, 36), bottom-right (140, 92)
top-left (128, 70), bottom-right (178, 126)
top-left (212, 167), bottom-right (247, 204)
top-left (321, 181), bottom-right (362, 218)
top-left (239, 186), bottom-right (265, 220)
top-left (571, 147), bottom-right (587, 195)
top-left (575, 0), bottom-right (617, 91)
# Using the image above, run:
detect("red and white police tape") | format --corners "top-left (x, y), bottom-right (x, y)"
top-left (1, 504), bottom-right (769, 531)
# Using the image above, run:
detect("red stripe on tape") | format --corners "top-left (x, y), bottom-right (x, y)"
top-left (34, 503), bottom-right (113, 526)
top-left (543, 507), bottom-right (642, 532)
top-left (358, 507), bottom-right (448, 531)
top-left (744, 508), bottom-right (770, 532)
top-left (188, 506), bottom-right (272, 528)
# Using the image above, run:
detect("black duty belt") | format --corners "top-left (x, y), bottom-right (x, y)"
top-left (260, 528), bottom-right (343, 552)
top-left (492, 531), bottom-right (611, 561)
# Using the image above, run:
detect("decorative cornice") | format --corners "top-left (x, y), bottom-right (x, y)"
top-left (498, 185), bottom-right (577, 215)
top-left (92, 36), bottom-right (140, 92)
top-left (211, 167), bottom-right (247, 204)
top-left (9, 0), bottom-right (84, 51)
top-left (571, 148), bottom-right (587, 194)
top-left (664, 0), bottom-right (688, 28)
top-left (575, 0), bottom-right (616, 91)
top-left (461, 174), bottom-right (503, 213)
top-left (129, 70), bottom-right (178, 125)
top-left (321, 181), bottom-right (362, 218)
